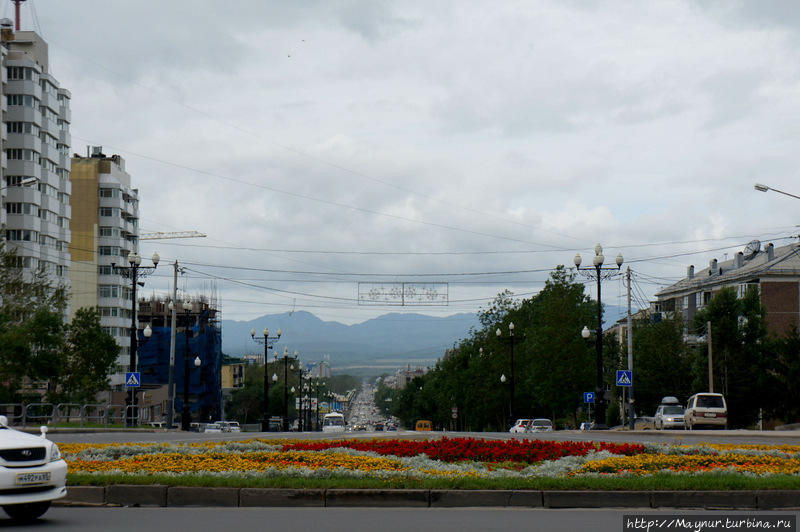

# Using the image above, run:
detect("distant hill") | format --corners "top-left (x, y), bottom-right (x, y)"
top-left (221, 311), bottom-right (480, 372)
top-left (221, 305), bottom-right (633, 374)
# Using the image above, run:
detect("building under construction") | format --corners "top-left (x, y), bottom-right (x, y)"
top-left (134, 294), bottom-right (222, 423)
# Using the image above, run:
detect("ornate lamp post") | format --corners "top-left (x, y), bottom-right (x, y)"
top-left (495, 322), bottom-right (523, 425)
top-left (574, 244), bottom-right (623, 429)
top-left (112, 251), bottom-right (159, 427)
top-left (278, 348), bottom-right (299, 431)
top-left (250, 327), bottom-right (281, 432)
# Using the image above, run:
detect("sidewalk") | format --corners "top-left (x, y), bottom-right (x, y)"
top-left (57, 486), bottom-right (800, 509)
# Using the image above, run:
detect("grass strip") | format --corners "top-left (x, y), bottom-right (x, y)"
top-left (68, 472), bottom-right (800, 491)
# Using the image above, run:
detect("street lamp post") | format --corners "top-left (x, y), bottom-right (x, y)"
top-left (250, 327), bottom-right (281, 432)
top-left (276, 347), bottom-right (298, 431)
top-left (495, 322), bottom-right (523, 425)
top-left (112, 251), bottom-right (159, 427)
top-left (574, 244), bottom-right (623, 429)
top-left (754, 183), bottom-right (800, 200)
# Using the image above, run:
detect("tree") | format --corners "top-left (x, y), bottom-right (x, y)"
top-left (693, 286), bottom-right (767, 427)
top-left (58, 308), bottom-right (120, 403)
top-left (631, 316), bottom-right (694, 416)
top-left (0, 242), bottom-right (67, 401)
top-left (521, 266), bottom-right (596, 424)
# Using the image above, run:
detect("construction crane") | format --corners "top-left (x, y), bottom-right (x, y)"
top-left (139, 231), bottom-right (207, 240)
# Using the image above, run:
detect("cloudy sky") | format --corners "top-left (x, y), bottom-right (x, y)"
top-left (19, 1), bottom-right (800, 324)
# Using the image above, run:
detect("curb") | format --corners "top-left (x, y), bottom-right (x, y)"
top-left (55, 487), bottom-right (800, 509)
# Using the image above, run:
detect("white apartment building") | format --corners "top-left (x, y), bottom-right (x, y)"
top-left (69, 148), bottom-right (140, 387)
top-left (1, 27), bottom-right (71, 292)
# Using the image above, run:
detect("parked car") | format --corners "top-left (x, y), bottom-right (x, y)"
top-left (509, 419), bottom-right (532, 433)
top-left (527, 418), bottom-right (554, 433)
top-left (215, 421), bottom-right (241, 433)
top-left (203, 423), bottom-right (223, 433)
top-left (0, 417), bottom-right (67, 521)
top-left (685, 392), bottom-right (728, 430)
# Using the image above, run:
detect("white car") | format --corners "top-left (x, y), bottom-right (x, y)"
top-left (203, 423), bottom-right (223, 433)
top-left (509, 419), bottom-right (532, 433)
top-left (527, 418), bottom-right (554, 433)
top-left (0, 417), bottom-right (67, 521)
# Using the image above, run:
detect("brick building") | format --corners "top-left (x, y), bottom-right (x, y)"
top-left (655, 241), bottom-right (800, 336)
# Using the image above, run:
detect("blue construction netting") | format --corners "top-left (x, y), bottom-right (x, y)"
top-left (136, 322), bottom-right (222, 421)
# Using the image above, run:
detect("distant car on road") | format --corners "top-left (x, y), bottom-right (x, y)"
top-left (527, 418), bottom-right (553, 433)
top-left (509, 419), bottom-right (531, 433)
top-left (203, 423), bottom-right (222, 433)
top-left (654, 397), bottom-right (685, 430)
top-left (415, 420), bottom-right (432, 431)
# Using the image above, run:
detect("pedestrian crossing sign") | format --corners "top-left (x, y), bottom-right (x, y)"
top-left (616, 370), bottom-right (632, 387)
top-left (125, 372), bottom-right (141, 387)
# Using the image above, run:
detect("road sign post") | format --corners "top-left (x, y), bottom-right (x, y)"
top-left (616, 370), bottom-right (632, 387)
top-left (125, 372), bottom-right (141, 388)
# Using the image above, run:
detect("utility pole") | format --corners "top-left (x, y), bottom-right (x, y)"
top-left (707, 321), bottom-right (713, 392)
top-left (627, 267), bottom-right (635, 430)
top-left (166, 261), bottom-right (180, 429)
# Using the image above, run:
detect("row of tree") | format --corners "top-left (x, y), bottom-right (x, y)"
top-left (0, 242), bottom-right (120, 403)
top-left (381, 266), bottom-right (800, 430)
top-left (224, 363), bottom-right (359, 425)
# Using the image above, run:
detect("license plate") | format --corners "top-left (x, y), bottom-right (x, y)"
top-left (15, 472), bottom-right (50, 485)
top-left (704, 413), bottom-right (717, 418)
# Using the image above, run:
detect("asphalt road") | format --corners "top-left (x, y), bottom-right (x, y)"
top-left (8, 508), bottom-right (799, 532)
top-left (45, 428), bottom-right (800, 446)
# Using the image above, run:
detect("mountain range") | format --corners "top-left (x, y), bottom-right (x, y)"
top-left (221, 305), bottom-right (630, 375)
top-left (221, 311), bottom-right (481, 373)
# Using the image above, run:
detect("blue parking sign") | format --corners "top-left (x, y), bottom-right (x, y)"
top-left (583, 392), bottom-right (595, 403)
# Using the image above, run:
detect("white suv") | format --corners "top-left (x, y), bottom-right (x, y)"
top-left (0, 416), bottom-right (67, 521)
top-left (685, 393), bottom-right (728, 430)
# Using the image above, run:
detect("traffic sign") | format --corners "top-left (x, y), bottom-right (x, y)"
top-left (616, 370), bottom-right (633, 387)
top-left (125, 372), bottom-right (141, 388)
top-left (583, 392), bottom-right (595, 403)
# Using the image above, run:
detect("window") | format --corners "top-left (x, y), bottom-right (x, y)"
top-left (98, 307), bottom-right (119, 317)
top-left (7, 148), bottom-right (40, 163)
top-left (98, 246), bottom-right (120, 256)
top-left (99, 226), bottom-right (120, 237)
top-left (5, 229), bottom-right (37, 241)
top-left (98, 265), bottom-right (113, 275)
top-left (7, 66), bottom-right (39, 81)
top-left (6, 94), bottom-right (39, 109)
top-left (99, 188), bottom-right (119, 198)
top-left (98, 285), bottom-right (120, 298)
top-left (99, 207), bottom-right (119, 217)
top-left (7, 122), bottom-right (38, 135)
top-left (737, 282), bottom-right (759, 299)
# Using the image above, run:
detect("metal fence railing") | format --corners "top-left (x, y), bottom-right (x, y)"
top-left (0, 402), bottom-right (152, 427)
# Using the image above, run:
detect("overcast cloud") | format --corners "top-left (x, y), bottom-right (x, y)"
top-left (17, 1), bottom-right (800, 324)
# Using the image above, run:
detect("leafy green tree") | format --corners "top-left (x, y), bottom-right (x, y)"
top-left (631, 316), bottom-right (694, 416)
top-left (58, 308), bottom-right (119, 403)
top-left (693, 286), bottom-right (767, 427)
top-left (0, 242), bottom-right (67, 400)
top-left (521, 266), bottom-right (596, 424)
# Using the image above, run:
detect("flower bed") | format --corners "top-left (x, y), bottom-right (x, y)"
top-left (60, 438), bottom-right (800, 481)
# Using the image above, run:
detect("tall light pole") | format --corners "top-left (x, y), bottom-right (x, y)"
top-left (279, 348), bottom-right (299, 431)
top-left (496, 322), bottom-right (523, 425)
top-left (574, 244), bottom-right (623, 429)
top-left (250, 327), bottom-right (281, 432)
top-left (754, 183), bottom-right (800, 200)
top-left (112, 251), bottom-right (159, 427)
